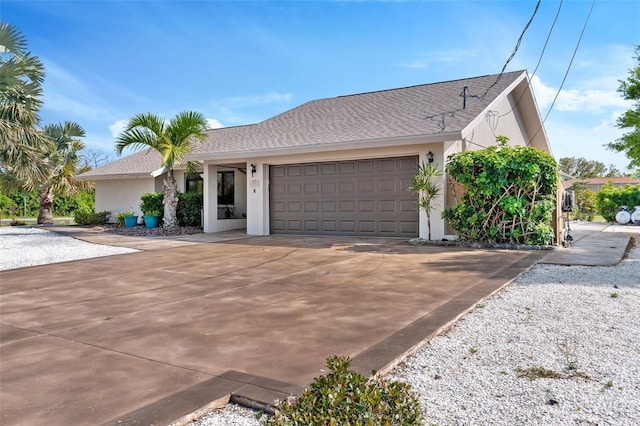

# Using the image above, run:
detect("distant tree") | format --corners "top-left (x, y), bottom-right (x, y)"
top-left (38, 121), bottom-right (86, 224)
top-left (80, 149), bottom-right (111, 170)
top-left (558, 157), bottom-right (621, 178)
top-left (115, 111), bottom-right (208, 229)
top-left (607, 45), bottom-right (640, 168)
top-left (605, 164), bottom-right (621, 177)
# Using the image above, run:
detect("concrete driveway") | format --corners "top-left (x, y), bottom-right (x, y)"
top-left (0, 234), bottom-right (545, 425)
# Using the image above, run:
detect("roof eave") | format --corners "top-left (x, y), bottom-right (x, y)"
top-left (187, 131), bottom-right (462, 162)
top-left (74, 173), bottom-right (158, 181)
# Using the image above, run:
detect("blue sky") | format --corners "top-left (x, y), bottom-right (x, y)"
top-left (2, 0), bottom-right (639, 171)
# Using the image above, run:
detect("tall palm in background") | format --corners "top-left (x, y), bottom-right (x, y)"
top-left (0, 22), bottom-right (50, 191)
top-left (116, 111), bottom-right (208, 229)
top-left (37, 121), bottom-right (86, 224)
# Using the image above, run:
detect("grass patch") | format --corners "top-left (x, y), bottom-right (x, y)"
top-left (516, 366), bottom-right (562, 380)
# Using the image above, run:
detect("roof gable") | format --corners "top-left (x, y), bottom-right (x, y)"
top-left (76, 149), bottom-right (163, 180)
top-left (190, 70), bottom-right (528, 158)
top-left (78, 70), bottom-right (535, 179)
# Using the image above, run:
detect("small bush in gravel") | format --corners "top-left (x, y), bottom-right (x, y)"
top-left (74, 210), bottom-right (110, 225)
top-left (266, 356), bottom-right (423, 426)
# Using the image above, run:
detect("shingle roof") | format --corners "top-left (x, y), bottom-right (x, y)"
top-left (566, 177), bottom-right (640, 187)
top-left (190, 70), bottom-right (526, 157)
top-left (77, 70), bottom-right (527, 179)
top-left (76, 148), bottom-right (163, 180)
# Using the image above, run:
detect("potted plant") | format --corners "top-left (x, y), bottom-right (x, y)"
top-left (143, 209), bottom-right (161, 228)
top-left (140, 193), bottom-right (163, 229)
top-left (118, 211), bottom-right (138, 228)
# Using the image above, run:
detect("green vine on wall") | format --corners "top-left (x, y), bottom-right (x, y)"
top-left (443, 137), bottom-right (558, 245)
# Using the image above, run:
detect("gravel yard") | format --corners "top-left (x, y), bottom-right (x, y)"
top-left (191, 237), bottom-right (640, 425)
top-left (0, 227), bottom-right (138, 270)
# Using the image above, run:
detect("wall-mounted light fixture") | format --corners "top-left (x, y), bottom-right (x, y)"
top-left (250, 164), bottom-right (257, 177)
top-left (427, 151), bottom-right (434, 163)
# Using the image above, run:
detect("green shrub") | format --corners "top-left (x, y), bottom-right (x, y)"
top-left (74, 210), bottom-right (110, 225)
top-left (0, 193), bottom-right (18, 217)
top-left (596, 183), bottom-right (640, 221)
top-left (177, 192), bottom-right (202, 226)
top-left (266, 356), bottom-right (423, 426)
top-left (140, 192), bottom-right (163, 217)
top-left (443, 137), bottom-right (558, 245)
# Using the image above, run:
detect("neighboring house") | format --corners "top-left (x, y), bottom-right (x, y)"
top-left (77, 70), bottom-right (553, 240)
top-left (565, 177), bottom-right (640, 193)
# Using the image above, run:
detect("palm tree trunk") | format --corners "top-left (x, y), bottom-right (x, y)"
top-left (162, 173), bottom-right (179, 229)
top-left (37, 186), bottom-right (54, 224)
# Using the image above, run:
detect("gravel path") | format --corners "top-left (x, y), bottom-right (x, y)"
top-left (190, 239), bottom-right (640, 425)
top-left (0, 227), bottom-right (137, 271)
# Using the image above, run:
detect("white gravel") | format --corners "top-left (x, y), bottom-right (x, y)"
top-left (0, 227), bottom-right (137, 271)
top-left (190, 238), bottom-right (640, 426)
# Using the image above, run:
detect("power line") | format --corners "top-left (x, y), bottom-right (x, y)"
top-left (497, 0), bottom-right (563, 121)
top-left (474, 0), bottom-right (541, 101)
top-left (528, 0), bottom-right (596, 146)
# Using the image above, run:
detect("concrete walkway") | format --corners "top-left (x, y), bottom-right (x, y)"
top-left (541, 222), bottom-right (635, 266)
top-left (1, 224), bottom-right (634, 425)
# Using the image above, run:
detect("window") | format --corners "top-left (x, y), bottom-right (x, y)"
top-left (218, 171), bottom-right (234, 205)
top-left (185, 174), bottom-right (203, 193)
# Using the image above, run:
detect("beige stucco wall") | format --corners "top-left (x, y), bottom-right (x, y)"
top-left (461, 94), bottom-right (530, 150)
top-left (95, 178), bottom-right (156, 222)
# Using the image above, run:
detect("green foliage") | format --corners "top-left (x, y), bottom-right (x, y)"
top-left (443, 139), bottom-right (558, 245)
top-left (0, 188), bottom-right (94, 217)
top-left (568, 183), bottom-right (597, 221)
top-left (0, 193), bottom-right (18, 217)
top-left (74, 210), bottom-right (110, 225)
top-left (115, 211), bottom-right (135, 226)
top-left (596, 183), bottom-right (640, 221)
top-left (608, 45), bottom-right (640, 168)
top-left (176, 191), bottom-right (202, 226)
top-left (559, 157), bottom-right (611, 178)
top-left (266, 356), bottom-right (423, 426)
top-left (140, 192), bottom-right (163, 216)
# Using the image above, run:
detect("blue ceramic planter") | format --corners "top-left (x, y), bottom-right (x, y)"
top-left (124, 216), bottom-right (138, 227)
top-left (144, 215), bottom-right (159, 228)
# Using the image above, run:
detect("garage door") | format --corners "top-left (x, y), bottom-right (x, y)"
top-left (270, 156), bottom-right (418, 237)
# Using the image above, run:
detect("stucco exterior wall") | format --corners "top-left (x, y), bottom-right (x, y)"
top-left (95, 178), bottom-right (156, 222)
top-left (462, 94), bottom-right (530, 150)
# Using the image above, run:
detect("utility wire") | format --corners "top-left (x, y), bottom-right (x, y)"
top-left (474, 0), bottom-right (541, 100)
top-left (498, 0), bottom-right (563, 120)
top-left (528, 0), bottom-right (596, 146)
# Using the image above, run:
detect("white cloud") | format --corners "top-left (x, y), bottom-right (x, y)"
top-left (401, 49), bottom-right (479, 69)
top-left (41, 58), bottom-right (114, 121)
top-left (206, 118), bottom-right (224, 129)
top-left (225, 92), bottom-right (293, 108)
top-left (545, 117), bottom-right (631, 171)
top-left (108, 119), bottom-right (129, 138)
top-left (531, 75), bottom-right (631, 114)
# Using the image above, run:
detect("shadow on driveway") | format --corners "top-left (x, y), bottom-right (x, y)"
top-left (0, 235), bottom-right (544, 425)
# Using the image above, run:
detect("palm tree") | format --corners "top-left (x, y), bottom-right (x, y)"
top-left (115, 111), bottom-right (208, 229)
top-left (408, 162), bottom-right (443, 240)
top-left (37, 121), bottom-right (86, 224)
top-left (0, 22), bottom-right (50, 190)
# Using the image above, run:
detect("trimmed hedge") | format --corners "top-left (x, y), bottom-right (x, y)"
top-left (177, 192), bottom-right (203, 226)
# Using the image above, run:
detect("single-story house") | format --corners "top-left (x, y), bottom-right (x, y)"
top-left (77, 70), bottom-right (553, 240)
top-left (565, 177), bottom-right (640, 193)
